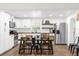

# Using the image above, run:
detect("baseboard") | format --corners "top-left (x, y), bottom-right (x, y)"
top-left (0, 44), bottom-right (18, 56)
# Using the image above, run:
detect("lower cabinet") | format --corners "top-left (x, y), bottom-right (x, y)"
top-left (9, 35), bottom-right (14, 48)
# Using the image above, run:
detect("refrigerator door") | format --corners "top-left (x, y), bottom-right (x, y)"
top-left (59, 23), bottom-right (66, 44)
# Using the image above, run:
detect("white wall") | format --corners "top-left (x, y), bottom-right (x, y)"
top-left (67, 15), bottom-right (76, 46)
top-left (75, 21), bottom-right (79, 36)
top-left (0, 12), bottom-right (13, 54)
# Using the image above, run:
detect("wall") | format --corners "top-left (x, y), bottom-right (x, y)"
top-left (67, 15), bottom-right (76, 46)
top-left (75, 21), bottom-right (79, 36)
top-left (75, 12), bottom-right (79, 36)
top-left (0, 12), bottom-right (13, 54)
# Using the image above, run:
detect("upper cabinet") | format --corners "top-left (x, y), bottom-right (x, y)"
top-left (15, 19), bottom-right (22, 28)
top-left (22, 20), bottom-right (31, 28)
top-left (15, 19), bottom-right (31, 28)
top-left (14, 19), bottom-right (42, 33)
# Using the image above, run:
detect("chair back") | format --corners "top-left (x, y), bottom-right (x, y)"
top-left (41, 33), bottom-right (49, 40)
top-left (26, 35), bottom-right (32, 40)
top-left (20, 37), bottom-right (26, 44)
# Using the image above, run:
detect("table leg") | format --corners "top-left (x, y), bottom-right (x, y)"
top-left (76, 48), bottom-right (78, 56)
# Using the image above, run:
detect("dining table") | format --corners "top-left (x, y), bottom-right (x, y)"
top-left (18, 33), bottom-right (54, 55)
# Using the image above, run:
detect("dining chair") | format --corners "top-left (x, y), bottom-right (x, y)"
top-left (19, 36), bottom-right (32, 55)
top-left (25, 35), bottom-right (32, 46)
top-left (19, 37), bottom-right (25, 54)
top-left (71, 37), bottom-right (79, 55)
top-left (72, 45), bottom-right (79, 56)
top-left (36, 35), bottom-right (42, 54)
top-left (69, 37), bottom-right (78, 53)
top-left (41, 33), bottom-right (53, 55)
top-left (30, 37), bottom-right (39, 54)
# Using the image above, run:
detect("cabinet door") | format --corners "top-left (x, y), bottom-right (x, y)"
top-left (22, 20), bottom-right (31, 28)
top-left (15, 20), bottom-right (23, 28)
top-left (9, 35), bottom-right (14, 48)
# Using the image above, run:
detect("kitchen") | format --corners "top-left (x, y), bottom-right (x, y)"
top-left (0, 3), bottom-right (78, 56)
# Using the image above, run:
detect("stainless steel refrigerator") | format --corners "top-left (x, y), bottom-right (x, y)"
top-left (56, 23), bottom-right (67, 44)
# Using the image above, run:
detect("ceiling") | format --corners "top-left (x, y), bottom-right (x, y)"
top-left (0, 3), bottom-right (79, 18)
top-left (7, 10), bottom-right (76, 19)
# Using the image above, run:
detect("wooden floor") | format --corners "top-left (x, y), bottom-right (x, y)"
top-left (1, 45), bottom-right (73, 56)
